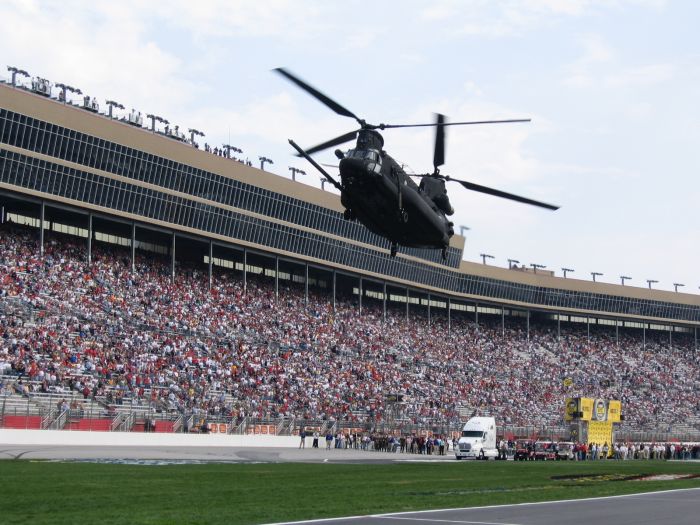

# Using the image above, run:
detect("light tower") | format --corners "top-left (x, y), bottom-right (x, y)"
top-left (288, 167), bottom-right (306, 181)
top-left (7, 66), bottom-right (29, 87)
top-left (105, 100), bottom-right (125, 118)
top-left (188, 129), bottom-right (205, 146)
top-left (259, 156), bottom-right (273, 170)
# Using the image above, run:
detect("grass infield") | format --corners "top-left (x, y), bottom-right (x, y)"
top-left (0, 460), bottom-right (699, 524)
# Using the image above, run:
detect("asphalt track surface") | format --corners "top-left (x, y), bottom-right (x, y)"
top-left (0, 445), bottom-right (444, 463)
top-left (268, 488), bottom-right (700, 525)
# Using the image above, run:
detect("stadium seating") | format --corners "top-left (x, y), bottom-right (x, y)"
top-left (1, 224), bottom-right (699, 437)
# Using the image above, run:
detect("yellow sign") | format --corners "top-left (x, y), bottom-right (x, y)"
top-left (563, 377), bottom-right (573, 387)
top-left (564, 397), bottom-right (578, 421)
top-left (593, 398), bottom-right (608, 421)
top-left (580, 397), bottom-right (594, 421)
top-left (607, 400), bottom-right (621, 422)
top-left (588, 420), bottom-right (614, 456)
top-left (564, 397), bottom-right (621, 424)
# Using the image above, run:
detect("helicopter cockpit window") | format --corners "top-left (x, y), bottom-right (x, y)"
top-left (346, 149), bottom-right (380, 162)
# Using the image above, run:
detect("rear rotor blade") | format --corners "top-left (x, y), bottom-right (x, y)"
top-left (448, 177), bottom-right (558, 210)
top-left (433, 113), bottom-right (445, 170)
top-left (295, 130), bottom-right (358, 157)
top-left (274, 68), bottom-right (361, 122)
top-left (382, 118), bottom-right (531, 129)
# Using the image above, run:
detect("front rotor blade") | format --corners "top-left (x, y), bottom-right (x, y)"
top-left (295, 130), bottom-right (358, 157)
top-left (274, 68), bottom-right (360, 122)
top-left (450, 177), bottom-right (559, 210)
top-left (433, 113), bottom-right (445, 170)
top-left (382, 118), bottom-right (531, 129)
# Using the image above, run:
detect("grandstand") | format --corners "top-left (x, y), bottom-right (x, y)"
top-left (1, 71), bottom-right (699, 441)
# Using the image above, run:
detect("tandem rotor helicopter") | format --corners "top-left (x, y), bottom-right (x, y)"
top-left (275, 68), bottom-right (558, 260)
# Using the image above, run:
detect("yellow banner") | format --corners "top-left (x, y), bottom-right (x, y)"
top-left (588, 420), bottom-right (613, 456)
top-left (564, 398), bottom-right (579, 421)
top-left (580, 397), bottom-right (594, 421)
top-left (607, 400), bottom-right (621, 422)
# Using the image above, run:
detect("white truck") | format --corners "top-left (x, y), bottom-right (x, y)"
top-left (455, 416), bottom-right (499, 460)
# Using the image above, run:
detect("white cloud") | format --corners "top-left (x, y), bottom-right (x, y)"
top-left (605, 63), bottom-right (675, 87)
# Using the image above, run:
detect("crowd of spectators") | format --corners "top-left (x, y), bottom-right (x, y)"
top-left (1, 224), bottom-right (699, 435)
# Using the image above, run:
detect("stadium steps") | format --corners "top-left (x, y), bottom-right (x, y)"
top-left (0, 393), bottom-right (47, 429)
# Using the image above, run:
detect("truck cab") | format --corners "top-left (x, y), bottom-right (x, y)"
top-left (455, 417), bottom-right (499, 460)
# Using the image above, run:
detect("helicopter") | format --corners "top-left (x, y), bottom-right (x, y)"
top-left (275, 68), bottom-right (558, 260)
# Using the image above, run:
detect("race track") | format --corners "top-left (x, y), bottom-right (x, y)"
top-left (268, 487), bottom-right (700, 525)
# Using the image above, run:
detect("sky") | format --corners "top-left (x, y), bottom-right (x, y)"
top-left (1, 0), bottom-right (698, 293)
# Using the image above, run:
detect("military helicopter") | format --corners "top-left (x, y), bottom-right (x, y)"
top-left (275, 68), bottom-right (558, 260)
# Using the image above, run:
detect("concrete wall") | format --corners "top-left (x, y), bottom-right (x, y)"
top-left (0, 429), bottom-right (300, 448)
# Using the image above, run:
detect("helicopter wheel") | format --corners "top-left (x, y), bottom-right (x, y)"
top-left (343, 209), bottom-right (354, 221)
top-left (398, 210), bottom-right (408, 223)
top-left (441, 247), bottom-right (448, 261)
top-left (390, 243), bottom-right (398, 258)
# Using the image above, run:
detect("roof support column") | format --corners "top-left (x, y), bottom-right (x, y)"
top-left (305, 264), bottom-right (309, 306)
top-left (208, 240), bottom-right (213, 290)
top-left (275, 256), bottom-right (279, 302)
top-left (502, 307), bottom-right (505, 338)
top-left (382, 282), bottom-right (387, 323)
top-left (406, 288), bottom-right (409, 321)
top-left (527, 310), bottom-right (530, 343)
top-left (131, 222), bottom-right (136, 273)
top-left (425, 294), bottom-right (430, 327)
top-left (587, 316), bottom-right (590, 342)
top-left (332, 270), bottom-right (336, 312)
top-left (170, 232), bottom-right (176, 284)
top-left (557, 314), bottom-right (561, 341)
top-left (87, 213), bottom-right (92, 265)
top-left (358, 277), bottom-right (362, 315)
top-left (39, 201), bottom-right (45, 256)
top-left (243, 249), bottom-right (247, 293)
top-left (447, 298), bottom-right (451, 334)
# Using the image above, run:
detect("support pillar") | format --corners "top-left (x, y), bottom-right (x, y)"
top-left (208, 241), bottom-right (213, 290)
top-left (332, 270), bottom-right (336, 312)
top-left (39, 201), bottom-right (45, 256)
top-left (305, 264), bottom-right (309, 305)
top-left (427, 294), bottom-right (431, 327)
top-left (669, 327), bottom-right (672, 349)
top-left (87, 213), bottom-right (93, 265)
top-left (557, 315), bottom-right (561, 341)
top-left (131, 222), bottom-right (136, 273)
top-left (616, 321), bottom-right (619, 347)
top-left (502, 307), bottom-right (505, 338)
top-left (475, 303), bottom-right (479, 331)
top-left (643, 323), bottom-right (646, 350)
top-left (694, 326), bottom-right (697, 351)
top-left (406, 289), bottom-right (409, 321)
top-left (382, 282), bottom-right (387, 322)
top-left (243, 249), bottom-right (247, 293)
top-left (526, 310), bottom-right (530, 342)
top-left (587, 316), bottom-right (590, 342)
top-left (170, 232), bottom-right (176, 283)
top-left (448, 298), bottom-right (451, 334)
top-left (358, 277), bottom-right (362, 314)
top-left (275, 256), bottom-right (279, 301)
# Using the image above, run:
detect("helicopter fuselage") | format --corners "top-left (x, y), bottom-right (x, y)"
top-left (338, 141), bottom-right (454, 251)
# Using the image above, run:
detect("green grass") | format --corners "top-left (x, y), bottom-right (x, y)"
top-left (0, 460), bottom-right (699, 524)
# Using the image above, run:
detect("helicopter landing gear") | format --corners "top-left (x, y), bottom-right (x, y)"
top-left (343, 209), bottom-right (355, 221)
top-left (398, 209), bottom-right (408, 223)
top-left (390, 243), bottom-right (398, 258)
top-left (441, 247), bottom-right (448, 261)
